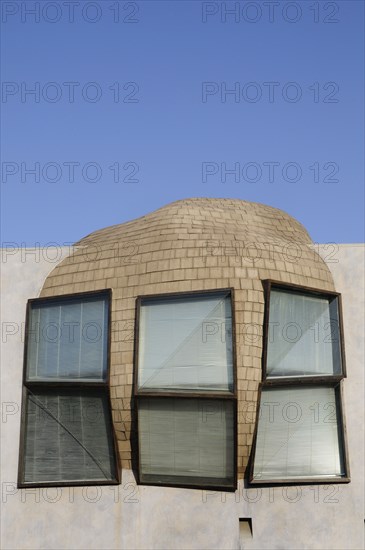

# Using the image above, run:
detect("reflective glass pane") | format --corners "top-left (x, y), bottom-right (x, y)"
top-left (26, 296), bottom-right (108, 381)
top-left (267, 290), bottom-right (342, 377)
top-left (138, 292), bottom-right (233, 391)
top-left (253, 386), bottom-right (345, 481)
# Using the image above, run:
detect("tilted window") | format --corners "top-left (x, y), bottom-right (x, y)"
top-left (250, 281), bottom-right (350, 484)
top-left (135, 289), bottom-right (237, 490)
top-left (18, 290), bottom-right (119, 487)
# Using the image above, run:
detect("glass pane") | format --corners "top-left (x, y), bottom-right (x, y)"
top-left (253, 386), bottom-right (345, 481)
top-left (138, 398), bottom-right (235, 488)
top-left (23, 389), bottom-right (117, 483)
top-left (26, 296), bottom-right (108, 381)
top-left (138, 292), bottom-right (233, 391)
top-left (267, 290), bottom-right (342, 377)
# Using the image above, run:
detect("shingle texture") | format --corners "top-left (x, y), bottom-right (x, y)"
top-left (40, 198), bottom-right (335, 476)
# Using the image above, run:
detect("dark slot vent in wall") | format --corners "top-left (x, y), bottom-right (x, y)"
top-left (239, 517), bottom-right (253, 543)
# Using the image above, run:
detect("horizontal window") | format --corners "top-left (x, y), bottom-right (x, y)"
top-left (138, 397), bottom-right (235, 488)
top-left (252, 386), bottom-right (345, 481)
top-left (26, 296), bottom-right (108, 382)
top-left (23, 388), bottom-right (117, 484)
top-left (138, 293), bottom-right (233, 392)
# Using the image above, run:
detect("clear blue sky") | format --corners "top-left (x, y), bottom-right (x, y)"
top-left (1, 0), bottom-right (364, 246)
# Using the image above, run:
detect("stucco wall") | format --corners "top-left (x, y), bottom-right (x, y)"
top-left (1, 238), bottom-right (364, 550)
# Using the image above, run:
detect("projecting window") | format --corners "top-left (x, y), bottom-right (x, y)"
top-left (250, 281), bottom-right (350, 484)
top-left (18, 290), bottom-right (119, 487)
top-left (135, 289), bottom-right (237, 490)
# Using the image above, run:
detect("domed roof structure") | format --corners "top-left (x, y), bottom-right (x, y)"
top-left (40, 198), bottom-right (335, 476)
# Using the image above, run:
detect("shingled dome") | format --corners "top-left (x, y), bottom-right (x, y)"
top-left (40, 198), bottom-right (335, 477)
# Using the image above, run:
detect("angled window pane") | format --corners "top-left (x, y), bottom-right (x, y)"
top-left (138, 398), bottom-right (235, 488)
top-left (138, 292), bottom-right (233, 391)
top-left (252, 386), bottom-right (345, 481)
top-left (267, 290), bottom-right (342, 377)
top-left (23, 389), bottom-right (117, 483)
top-left (26, 296), bottom-right (108, 381)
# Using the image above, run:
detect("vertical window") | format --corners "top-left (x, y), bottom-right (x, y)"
top-left (18, 290), bottom-right (119, 487)
top-left (250, 281), bottom-right (349, 484)
top-left (135, 289), bottom-right (237, 490)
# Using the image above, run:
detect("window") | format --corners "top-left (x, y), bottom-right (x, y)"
top-left (250, 281), bottom-right (349, 484)
top-left (135, 289), bottom-right (237, 490)
top-left (18, 290), bottom-right (119, 487)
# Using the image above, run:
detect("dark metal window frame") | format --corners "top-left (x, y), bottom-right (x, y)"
top-left (134, 288), bottom-right (238, 492)
top-left (249, 280), bottom-right (350, 486)
top-left (18, 289), bottom-right (120, 488)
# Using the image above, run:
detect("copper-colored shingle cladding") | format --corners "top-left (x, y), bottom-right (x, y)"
top-left (40, 198), bottom-right (335, 476)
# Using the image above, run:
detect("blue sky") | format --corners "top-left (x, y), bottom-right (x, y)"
top-left (1, 0), bottom-right (364, 245)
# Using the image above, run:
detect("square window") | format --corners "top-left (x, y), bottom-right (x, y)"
top-left (138, 398), bottom-right (235, 488)
top-left (26, 296), bottom-right (109, 382)
top-left (23, 388), bottom-right (117, 484)
top-left (252, 386), bottom-right (345, 481)
top-left (267, 289), bottom-right (342, 378)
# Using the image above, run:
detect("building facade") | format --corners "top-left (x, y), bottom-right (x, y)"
top-left (1, 198), bottom-right (364, 549)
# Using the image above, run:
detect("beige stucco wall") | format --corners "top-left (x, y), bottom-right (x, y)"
top-left (37, 198), bottom-right (335, 475)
